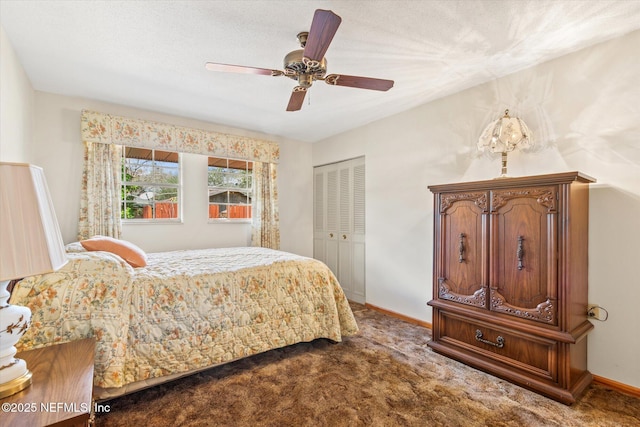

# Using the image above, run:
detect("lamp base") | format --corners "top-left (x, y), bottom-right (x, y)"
top-left (0, 369), bottom-right (32, 399)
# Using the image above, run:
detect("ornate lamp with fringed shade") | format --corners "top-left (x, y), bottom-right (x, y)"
top-left (477, 109), bottom-right (533, 178)
top-left (0, 162), bottom-right (68, 398)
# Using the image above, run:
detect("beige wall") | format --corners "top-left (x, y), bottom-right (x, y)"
top-left (30, 92), bottom-right (314, 256)
top-left (0, 26), bottom-right (34, 162)
top-left (313, 30), bottom-right (640, 388)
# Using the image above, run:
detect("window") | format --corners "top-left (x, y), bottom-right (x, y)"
top-left (121, 147), bottom-right (181, 220)
top-left (208, 157), bottom-right (252, 220)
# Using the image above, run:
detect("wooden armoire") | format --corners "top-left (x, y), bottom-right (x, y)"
top-left (427, 172), bottom-right (595, 404)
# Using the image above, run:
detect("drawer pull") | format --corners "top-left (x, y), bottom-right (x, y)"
top-left (475, 329), bottom-right (504, 348)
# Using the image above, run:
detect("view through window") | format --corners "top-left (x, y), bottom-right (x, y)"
top-left (208, 157), bottom-right (253, 220)
top-left (121, 147), bottom-right (180, 220)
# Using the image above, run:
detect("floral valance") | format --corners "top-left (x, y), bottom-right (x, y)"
top-left (80, 110), bottom-right (279, 164)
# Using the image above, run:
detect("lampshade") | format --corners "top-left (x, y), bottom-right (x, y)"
top-left (0, 163), bottom-right (68, 280)
top-left (0, 162), bottom-right (68, 398)
top-left (477, 109), bottom-right (533, 178)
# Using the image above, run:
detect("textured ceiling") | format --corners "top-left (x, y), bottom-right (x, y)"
top-left (2, 1), bottom-right (639, 143)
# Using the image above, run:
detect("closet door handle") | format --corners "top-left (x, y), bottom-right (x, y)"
top-left (458, 233), bottom-right (465, 263)
top-left (342, 234), bottom-right (347, 240)
top-left (329, 233), bottom-right (334, 238)
top-left (517, 235), bottom-right (524, 270)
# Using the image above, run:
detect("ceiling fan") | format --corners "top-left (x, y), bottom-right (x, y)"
top-left (205, 9), bottom-right (394, 111)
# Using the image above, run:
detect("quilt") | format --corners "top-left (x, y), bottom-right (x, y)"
top-left (10, 246), bottom-right (358, 390)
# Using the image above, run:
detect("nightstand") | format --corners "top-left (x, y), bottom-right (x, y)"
top-left (1, 338), bottom-right (95, 427)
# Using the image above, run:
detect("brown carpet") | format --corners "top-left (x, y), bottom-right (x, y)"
top-left (95, 303), bottom-right (640, 426)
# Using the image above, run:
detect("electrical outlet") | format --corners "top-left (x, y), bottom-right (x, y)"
top-left (587, 305), bottom-right (600, 318)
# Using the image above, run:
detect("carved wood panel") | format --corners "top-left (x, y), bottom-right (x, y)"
top-left (440, 191), bottom-right (488, 213)
top-left (491, 187), bottom-right (556, 212)
top-left (437, 192), bottom-right (488, 308)
top-left (490, 187), bottom-right (558, 324)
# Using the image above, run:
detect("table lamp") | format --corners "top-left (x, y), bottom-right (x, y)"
top-left (0, 162), bottom-right (68, 398)
top-left (477, 109), bottom-right (533, 178)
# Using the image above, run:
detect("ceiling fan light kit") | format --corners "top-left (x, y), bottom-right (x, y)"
top-left (205, 9), bottom-right (394, 111)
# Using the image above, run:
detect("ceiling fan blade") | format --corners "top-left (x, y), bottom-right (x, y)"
top-left (286, 87), bottom-right (307, 111)
top-left (205, 62), bottom-right (282, 76)
top-left (303, 9), bottom-right (342, 62)
top-left (324, 74), bottom-right (394, 91)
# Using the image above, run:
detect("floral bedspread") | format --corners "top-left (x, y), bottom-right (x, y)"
top-left (11, 247), bottom-right (358, 389)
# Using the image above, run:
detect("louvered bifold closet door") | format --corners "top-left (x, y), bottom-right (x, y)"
top-left (313, 170), bottom-right (326, 262)
top-left (338, 165), bottom-right (353, 296)
top-left (313, 157), bottom-right (366, 303)
top-left (351, 161), bottom-right (366, 302)
top-left (313, 167), bottom-right (339, 276)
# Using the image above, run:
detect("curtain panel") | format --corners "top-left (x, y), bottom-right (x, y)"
top-left (251, 162), bottom-right (280, 249)
top-left (77, 141), bottom-right (122, 240)
top-left (78, 110), bottom-right (281, 247)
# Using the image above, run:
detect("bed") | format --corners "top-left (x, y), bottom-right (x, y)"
top-left (9, 244), bottom-right (358, 400)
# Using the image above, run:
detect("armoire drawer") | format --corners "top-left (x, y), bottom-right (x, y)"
top-left (438, 311), bottom-right (558, 381)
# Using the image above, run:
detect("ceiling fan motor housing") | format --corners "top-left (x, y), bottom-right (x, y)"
top-left (283, 49), bottom-right (327, 87)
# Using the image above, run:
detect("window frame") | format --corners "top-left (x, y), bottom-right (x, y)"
top-left (120, 146), bottom-right (183, 223)
top-left (207, 156), bottom-right (253, 223)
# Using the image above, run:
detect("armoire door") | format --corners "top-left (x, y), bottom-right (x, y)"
top-left (313, 157), bottom-right (365, 303)
top-left (489, 186), bottom-right (558, 325)
top-left (436, 191), bottom-right (488, 308)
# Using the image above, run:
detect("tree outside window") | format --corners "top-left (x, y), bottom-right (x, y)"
top-left (121, 147), bottom-right (181, 220)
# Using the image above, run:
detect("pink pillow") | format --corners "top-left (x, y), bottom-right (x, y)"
top-left (80, 236), bottom-right (147, 268)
